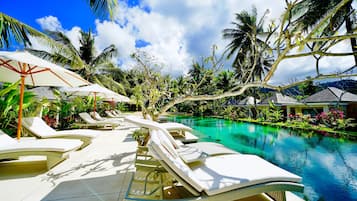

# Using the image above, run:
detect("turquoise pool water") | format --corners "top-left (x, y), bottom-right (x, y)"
top-left (167, 116), bottom-right (357, 201)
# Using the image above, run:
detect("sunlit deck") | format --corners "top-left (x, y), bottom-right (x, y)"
top-left (0, 124), bottom-right (138, 201)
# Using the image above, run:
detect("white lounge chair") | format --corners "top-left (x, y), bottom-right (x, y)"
top-left (125, 115), bottom-right (237, 162)
top-left (105, 110), bottom-right (126, 118)
top-left (90, 111), bottom-right (124, 123)
top-left (0, 130), bottom-right (82, 169)
top-left (22, 117), bottom-right (99, 149)
top-left (127, 115), bottom-right (198, 143)
top-left (78, 112), bottom-right (119, 130)
top-left (127, 129), bottom-right (304, 200)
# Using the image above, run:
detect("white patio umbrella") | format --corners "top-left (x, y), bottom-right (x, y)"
top-left (0, 51), bottom-right (89, 140)
top-left (62, 84), bottom-right (130, 111)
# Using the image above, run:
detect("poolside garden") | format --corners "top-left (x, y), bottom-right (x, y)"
top-left (0, 1), bottom-right (357, 201)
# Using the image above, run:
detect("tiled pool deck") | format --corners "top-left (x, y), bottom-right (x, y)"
top-left (0, 124), bottom-right (138, 201)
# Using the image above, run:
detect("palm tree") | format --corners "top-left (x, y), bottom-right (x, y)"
top-left (0, 13), bottom-right (47, 48)
top-left (222, 6), bottom-right (273, 84)
top-left (290, 0), bottom-right (357, 66)
top-left (0, 0), bottom-right (117, 48)
top-left (215, 70), bottom-right (235, 92)
top-left (27, 30), bottom-right (125, 94)
top-left (223, 7), bottom-right (273, 118)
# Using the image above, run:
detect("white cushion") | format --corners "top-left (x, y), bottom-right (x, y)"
top-left (0, 138), bottom-right (82, 153)
top-left (0, 130), bottom-right (16, 147)
top-left (161, 122), bottom-right (192, 132)
top-left (22, 117), bottom-right (98, 138)
top-left (148, 130), bottom-right (204, 192)
top-left (191, 154), bottom-right (302, 196)
top-left (176, 146), bottom-right (208, 163)
top-left (22, 117), bottom-right (56, 137)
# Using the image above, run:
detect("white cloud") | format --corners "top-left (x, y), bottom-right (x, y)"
top-left (64, 27), bottom-right (82, 50)
top-left (36, 16), bottom-right (63, 31)
top-left (94, 20), bottom-right (136, 59)
top-left (33, 1), bottom-right (356, 84)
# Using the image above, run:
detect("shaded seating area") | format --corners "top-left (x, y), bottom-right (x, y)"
top-left (0, 130), bottom-right (82, 169)
top-left (77, 112), bottom-right (120, 130)
top-left (127, 129), bottom-right (304, 200)
top-left (22, 117), bottom-right (99, 149)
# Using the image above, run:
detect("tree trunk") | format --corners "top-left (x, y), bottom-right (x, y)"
top-left (345, 2), bottom-right (357, 66)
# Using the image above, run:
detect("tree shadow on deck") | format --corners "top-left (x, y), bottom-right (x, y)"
top-left (43, 151), bottom-right (136, 186)
top-left (41, 171), bottom-right (134, 201)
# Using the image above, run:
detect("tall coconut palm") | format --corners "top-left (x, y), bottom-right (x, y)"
top-left (222, 6), bottom-right (273, 84)
top-left (290, 0), bottom-right (357, 66)
top-left (215, 70), bottom-right (235, 92)
top-left (0, 0), bottom-right (117, 48)
top-left (27, 30), bottom-right (125, 94)
top-left (223, 7), bottom-right (273, 118)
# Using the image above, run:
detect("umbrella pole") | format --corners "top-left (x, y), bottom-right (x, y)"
top-left (16, 76), bottom-right (25, 140)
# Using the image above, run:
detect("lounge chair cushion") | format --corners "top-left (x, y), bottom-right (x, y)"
top-left (148, 130), bottom-right (204, 192)
top-left (22, 117), bottom-right (99, 138)
top-left (186, 142), bottom-right (237, 156)
top-left (160, 122), bottom-right (192, 132)
top-left (22, 117), bottom-right (57, 137)
top-left (176, 146), bottom-right (209, 163)
top-left (192, 154), bottom-right (302, 196)
top-left (0, 131), bottom-right (17, 147)
top-left (0, 139), bottom-right (82, 153)
top-left (149, 129), bottom-right (302, 196)
top-left (0, 131), bottom-right (82, 153)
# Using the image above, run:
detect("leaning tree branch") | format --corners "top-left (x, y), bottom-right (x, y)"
top-left (285, 51), bottom-right (357, 58)
top-left (264, 0), bottom-right (352, 82)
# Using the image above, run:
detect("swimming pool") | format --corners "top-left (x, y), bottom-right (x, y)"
top-left (167, 116), bottom-right (357, 201)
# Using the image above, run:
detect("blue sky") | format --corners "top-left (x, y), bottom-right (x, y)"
top-left (1, 0), bottom-right (355, 84)
top-left (0, 0), bottom-right (97, 31)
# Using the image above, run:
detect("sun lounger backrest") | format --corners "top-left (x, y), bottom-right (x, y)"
top-left (105, 111), bottom-right (116, 118)
top-left (90, 112), bottom-right (105, 121)
top-left (0, 130), bottom-right (16, 147)
top-left (79, 113), bottom-right (97, 124)
top-left (148, 129), bottom-right (204, 192)
top-left (125, 116), bottom-right (181, 148)
top-left (22, 117), bottom-right (57, 137)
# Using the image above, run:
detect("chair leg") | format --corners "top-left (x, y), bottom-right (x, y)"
top-left (46, 153), bottom-right (68, 169)
top-left (266, 191), bottom-right (286, 201)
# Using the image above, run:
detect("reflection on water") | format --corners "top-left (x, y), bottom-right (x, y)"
top-left (169, 116), bottom-right (357, 201)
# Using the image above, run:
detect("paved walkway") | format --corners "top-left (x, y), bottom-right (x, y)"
top-left (0, 125), bottom-right (138, 201)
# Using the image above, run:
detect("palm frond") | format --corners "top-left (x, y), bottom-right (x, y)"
top-left (0, 12), bottom-right (46, 48)
top-left (25, 49), bottom-right (74, 67)
top-left (85, 0), bottom-right (118, 20)
top-left (91, 44), bottom-right (117, 66)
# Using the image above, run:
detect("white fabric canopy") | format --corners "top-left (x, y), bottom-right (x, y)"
top-left (0, 51), bottom-right (89, 139)
top-left (63, 84), bottom-right (130, 102)
top-left (0, 51), bottom-right (88, 87)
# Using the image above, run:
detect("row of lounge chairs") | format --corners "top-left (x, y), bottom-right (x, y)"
top-left (0, 110), bottom-right (127, 170)
top-left (0, 114), bottom-right (105, 170)
top-left (0, 130), bottom-right (83, 169)
top-left (125, 116), bottom-right (304, 201)
top-left (75, 111), bottom-right (124, 129)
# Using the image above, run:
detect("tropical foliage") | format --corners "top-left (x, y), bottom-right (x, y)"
top-left (27, 30), bottom-right (125, 95)
top-left (0, 82), bottom-right (37, 135)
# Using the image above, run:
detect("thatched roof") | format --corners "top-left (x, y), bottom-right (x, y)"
top-left (302, 87), bottom-right (357, 103)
